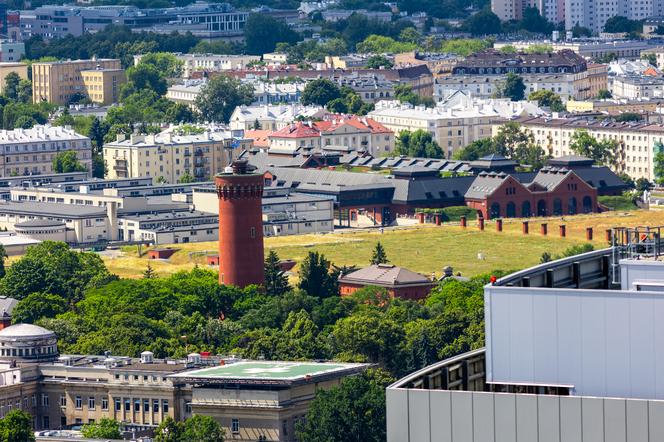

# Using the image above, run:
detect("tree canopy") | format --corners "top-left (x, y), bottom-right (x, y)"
top-left (569, 129), bottom-right (616, 165)
top-left (301, 79), bottom-right (342, 107)
top-left (52, 150), bottom-right (87, 174)
top-left (81, 418), bottom-right (122, 439)
top-left (394, 129), bottom-right (445, 158)
top-left (194, 75), bottom-right (254, 123)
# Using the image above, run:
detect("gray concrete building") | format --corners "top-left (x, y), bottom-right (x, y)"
top-left (387, 226), bottom-right (664, 442)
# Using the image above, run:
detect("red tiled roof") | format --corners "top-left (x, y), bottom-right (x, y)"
top-left (269, 122), bottom-right (321, 139)
top-left (244, 130), bottom-right (272, 148)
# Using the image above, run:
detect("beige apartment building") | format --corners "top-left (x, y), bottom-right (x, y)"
top-left (103, 127), bottom-right (252, 183)
top-left (498, 116), bottom-right (664, 180)
top-left (32, 58), bottom-right (122, 105)
top-left (0, 62), bottom-right (27, 95)
top-left (81, 68), bottom-right (125, 105)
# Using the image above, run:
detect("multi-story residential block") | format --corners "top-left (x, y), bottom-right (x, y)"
top-left (103, 127), bottom-right (252, 183)
top-left (565, 0), bottom-right (661, 32)
top-left (495, 40), bottom-right (652, 60)
top-left (32, 58), bottom-right (123, 105)
top-left (611, 75), bottom-right (664, 99)
top-left (369, 95), bottom-right (543, 157)
top-left (502, 115), bottom-right (664, 180)
top-left (136, 3), bottom-right (248, 39)
top-left (229, 104), bottom-right (328, 131)
top-left (435, 66), bottom-right (608, 102)
top-left (566, 97), bottom-right (664, 114)
top-left (0, 125), bottom-right (91, 177)
top-left (452, 49), bottom-right (587, 75)
top-left (266, 117), bottom-right (395, 156)
top-left (334, 73), bottom-right (396, 103)
top-left (0, 62), bottom-right (27, 95)
top-left (394, 52), bottom-right (462, 76)
top-left (81, 67), bottom-right (125, 105)
top-left (0, 40), bottom-right (23, 62)
top-left (134, 53), bottom-right (260, 78)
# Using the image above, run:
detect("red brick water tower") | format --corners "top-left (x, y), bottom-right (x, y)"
top-left (215, 160), bottom-right (265, 287)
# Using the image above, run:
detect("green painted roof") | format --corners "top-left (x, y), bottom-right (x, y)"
top-left (172, 361), bottom-right (364, 382)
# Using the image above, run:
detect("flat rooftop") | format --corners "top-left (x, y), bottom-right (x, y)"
top-left (171, 361), bottom-right (366, 384)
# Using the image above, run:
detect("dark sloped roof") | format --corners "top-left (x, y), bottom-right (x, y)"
top-left (465, 173), bottom-right (509, 199)
top-left (339, 264), bottom-right (433, 287)
top-left (393, 175), bottom-right (474, 204)
top-left (529, 168), bottom-right (571, 191)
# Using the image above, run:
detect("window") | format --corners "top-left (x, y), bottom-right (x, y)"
top-left (231, 418), bottom-right (240, 434)
top-left (75, 396), bottom-right (82, 409)
top-left (153, 400), bottom-right (159, 413)
top-left (101, 398), bottom-right (108, 411)
top-left (41, 394), bottom-right (49, 407)
top-left (43, 415), bottom-right (50, 429)
top-left (59, 395), bottom-right (66, 407)
top-left (115, 398), bottom-right (121, 412)
top-left (163, 400), bottom-right (169, 413)
top-left (88, 397), bottom-right (95, 410)
top-left (144, 400), bottom-right (150, 413)
top-left (124, 398), bottom-right (131, 412)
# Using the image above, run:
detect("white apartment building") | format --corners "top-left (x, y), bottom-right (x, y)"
top-left (167, 80), bottom-right (305, 109)
top-left (369, 95), bottom-right (543, 157)
top-left (135, 53), bottom-right (260, 78)
top-left (0, 125), bottom-right (92, 177)
top-left (435, 70), bottom-right (606, 102)
top-left (503, 116), bottom-right (664, 180)
top-left (166, 80), bottom-right (203, 108)
top-left (229, 104), bottom-right (328, 131)
top-left (565, 0), bottom-right (662, 32)
top-left (103, 126), bottom-right (252, 183)
top-left (611, 75), bottom-right (664, 99)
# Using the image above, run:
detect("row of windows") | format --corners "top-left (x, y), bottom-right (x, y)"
top-left (114, 398), bottom-right (169, 414)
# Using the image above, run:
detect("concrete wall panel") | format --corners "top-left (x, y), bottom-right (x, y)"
top-left (604, 399), bottom-right (626, 442)
top-left (386, 388), bottom-right (409, 442)
top-left (515, 394), bottom-right (537, 442)
top-left (450, 391), bottom-right (473, 442)
top-left (429, 390), bottom-right (452, 442)
top-left (582, 397), bottom-right (604, 442)
top-left (648, 399), bottom-right (664, 441)
top-left (409, 390), bottom-right (430, 442)
top-left (560, 396), bottom-right (582, 442)
top-left (494, 393), bottom-right (516, 442)
top-left (625, 399), bottom-right (648, 442)
top-left (537, 395), bottom-right (560, 442)
top-left (472, 392), bottom-right (494, 442)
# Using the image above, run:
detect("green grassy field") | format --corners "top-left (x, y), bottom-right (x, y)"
top-left (101, 209), bottom-right (664, 279)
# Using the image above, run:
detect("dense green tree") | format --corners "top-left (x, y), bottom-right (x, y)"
top-left (603, 15), bottom-right (643, 33)
top-left (615, 112), bottom-right (643, 122)
top-left (52, 150), bottom-right (86, 173)
top-left (88, 117), bottom-right (109, 152)
top-left (370, 242), bottom-right (389, 265)
top-left (2, 102), bottom-right (50, 130)
top-left (301, 79), bottom-right (342, 107)
top-left (296, 369), bottom-right (393, 442)
top-left (394, 129), bottom-right (445, 158)
top-left (138, 52), bottom-right (183, 78)
top-left (519, 7), bottom-right (554, 34)
top-left (3, 72), bottom-right (20, 101)
top-left (264, 250), bottom-right (290, 297)
top-left (597, 89), bottom-right (612, 99)
top-left (154, 417), bottom-right (184, 442)
top-left (143, 263), bottom-right (157, 279)
top-left (166, 102), bottom-right (197, 124)
top-left (356, 35), bottom-right (417, 53)
top-left (182, 415), bottom-right (224, 442)
top-left (178, 171), bottom-right (195, 183)
top-left (194, 75), bottom-right (254, 123)
top-left (0, 409), bottom-right (35, 442)
top-left (17, 80), bottom-right (32, 104)
top-left (297, 251), bottom-right (337, 298)
top-left (81, 418), bottom-right (123, 439)
top-left (53, 108), bottom-right (75, 127)
top-left (528, 90), bottom-right (565, 112)
top-left (122, 63), bottom-right (168, 98)
top-left (452, 138), bottom-right (496, 161)
top-left (654, 151), bottom-right (664, 185)
top-left (465, 9), bottom-right (502, 35)
top-left (0, 244), bottom-right (6, 279)
top-left (365, 54), bottom-right (394, 69)
top-left (498, 73), bottom-right (526, 101)
top-left (636, 177), bottom-right (652, 192)
top-left (244, 13), bottom-right (299, 55)
top-left (572, 23), bottom-right (593, 37)
top-left (0, 241), bottom-right (114, 303)
top-left (642, 53), bottom-right (658, 67)
top-left (569, 129), bottom-right (616, 165)
top-left (12, 292), bottom-right (68, 324)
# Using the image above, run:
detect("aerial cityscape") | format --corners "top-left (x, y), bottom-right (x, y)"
top-left (0, 0), bottom-right (662, 440)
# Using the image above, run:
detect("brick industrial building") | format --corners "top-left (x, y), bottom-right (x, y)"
top-left (338, 264), bottom-right (436, 301)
